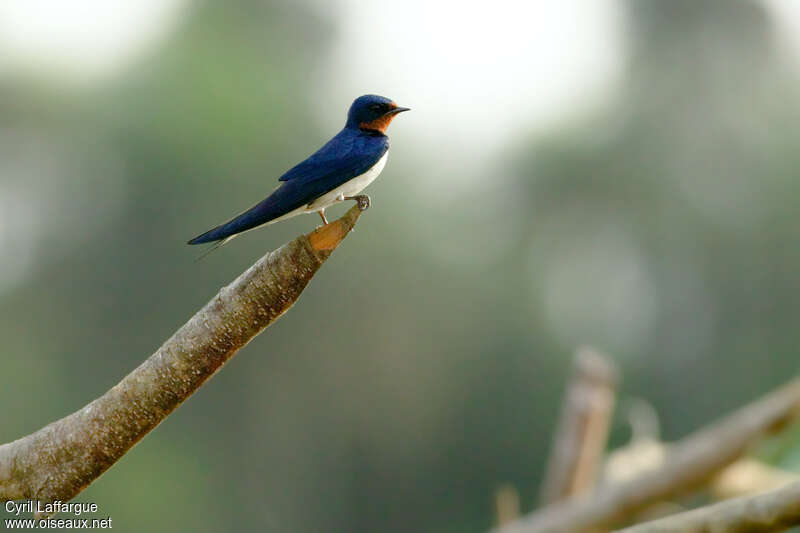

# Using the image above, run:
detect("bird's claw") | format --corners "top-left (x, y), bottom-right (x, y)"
top-left (345, 195), bottom-right (370, 211)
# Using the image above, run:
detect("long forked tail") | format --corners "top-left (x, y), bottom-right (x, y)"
top-left (188, 224), bottom-right (233, 245)
top-left (194, 235), bottom-right (237, 261)
top-left (187, 185), bottom-right (293, 245)
top-left (187, 213), bottom-right (251, 244)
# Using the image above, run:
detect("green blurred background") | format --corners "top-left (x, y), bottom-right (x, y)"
top-left (2, 0), bottom-right (800, 531)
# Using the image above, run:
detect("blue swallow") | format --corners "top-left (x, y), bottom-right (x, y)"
top-left (188, 94), bottom-right (409, 248)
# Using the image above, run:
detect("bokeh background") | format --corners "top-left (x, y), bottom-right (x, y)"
top-left (2, 0), bottom-right (800, 531)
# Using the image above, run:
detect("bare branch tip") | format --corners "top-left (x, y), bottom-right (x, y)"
top-left (307, 204), bottom-right (365, 252)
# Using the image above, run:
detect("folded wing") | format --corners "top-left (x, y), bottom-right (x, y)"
top-left (187, 138), bottom-right (387, 244)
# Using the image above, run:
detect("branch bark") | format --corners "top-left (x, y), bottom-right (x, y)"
top-left (0, 205), bottom-right (365, 507)
top-left (496, 484), bottom-right (522, 526)
top-left (497, 378), bottom-right (800, 533)
top-left (539, 347), bottom-right (618, 505)
top-left (614, 481), bottom-right (800, 533)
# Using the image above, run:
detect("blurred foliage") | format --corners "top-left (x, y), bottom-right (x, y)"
top-left (2, 0), bottom-right (800, 532)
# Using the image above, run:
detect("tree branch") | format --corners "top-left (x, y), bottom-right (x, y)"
top-left (496, 484), bottom-right (522, 526)
top-left (0, 205), bottom-right (366, 507)
top-left (497, 378), bottom-right (800, 533)
top-left (614, 481), bottom-right (800, 533)
top-left (539, 347), bottom-right (618, 505)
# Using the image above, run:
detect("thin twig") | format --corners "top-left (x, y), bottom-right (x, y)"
top-left (0, 205), bottom-right (366, 507)
top-left (614, 481), bottom-right (800, 533)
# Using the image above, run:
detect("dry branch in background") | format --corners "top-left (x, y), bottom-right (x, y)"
top-left (539, 347), bottom-right (618, 505)
top-left (615, 480), bottom-right (800, 533)
top-left (496, 484), bottom-right (522, 526)
top-left (0, 205), bottom-right (366, 509)
top-left (497, 378), bottom-right (800, 533)
top-left (711, 458), bottom-right (800, 500)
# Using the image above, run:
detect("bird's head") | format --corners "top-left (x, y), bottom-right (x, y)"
top-left (346, 94), bottom-right (410, 134)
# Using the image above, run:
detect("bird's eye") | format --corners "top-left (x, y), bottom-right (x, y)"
top-left (369, 104), bottom-right (382, 111)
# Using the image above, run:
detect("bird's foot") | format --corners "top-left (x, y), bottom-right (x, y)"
top-left (345, 195), bottom-right (370, 211)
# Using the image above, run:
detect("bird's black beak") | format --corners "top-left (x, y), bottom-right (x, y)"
top-left (386, 106), bottom-right (410, 116)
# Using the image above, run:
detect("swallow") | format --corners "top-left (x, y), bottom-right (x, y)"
top-left (187, 94), bottom-right (409, 250)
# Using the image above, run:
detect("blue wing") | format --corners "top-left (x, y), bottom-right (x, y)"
top-left (188, 131), bottom-right (387, 244)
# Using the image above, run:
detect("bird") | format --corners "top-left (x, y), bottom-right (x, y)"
top-left (187, 94), bottom-right (409, 251)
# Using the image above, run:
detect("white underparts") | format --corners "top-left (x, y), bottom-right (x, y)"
top-left (269, 151), bottom-right (388, 224)
top-left (218, 151), bottom-right (389, 243)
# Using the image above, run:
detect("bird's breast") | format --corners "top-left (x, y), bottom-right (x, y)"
top-left (344, 151), bottom-right (388, 193)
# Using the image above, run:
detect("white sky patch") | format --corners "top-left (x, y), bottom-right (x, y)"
top-left (762, 0), bottom-right (800, 66)
top-left (323, 0), bottom-right (625, 158)
top-left (0, 0), bottom-right (187, 82)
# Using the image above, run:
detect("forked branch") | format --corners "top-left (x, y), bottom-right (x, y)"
top-left (497, 378), bottom-right (800, 533)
